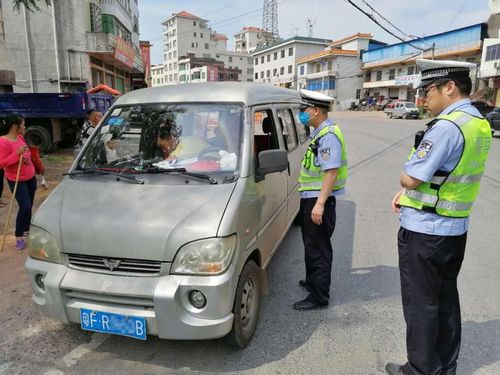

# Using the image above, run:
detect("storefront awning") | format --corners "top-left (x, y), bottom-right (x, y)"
top-left (87, 84), bottom-right (121, 96)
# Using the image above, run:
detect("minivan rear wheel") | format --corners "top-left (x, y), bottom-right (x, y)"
top-left (224, 260), bottom-right (260, 348)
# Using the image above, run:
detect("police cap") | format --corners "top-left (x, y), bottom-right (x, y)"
top-left (299, 89), bottom-right (334, 111)
top-left (415, 59), bottom-right (476, 89)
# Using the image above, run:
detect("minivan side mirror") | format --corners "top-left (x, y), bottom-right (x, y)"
top-left (255, 149), bottom-right (288, 182)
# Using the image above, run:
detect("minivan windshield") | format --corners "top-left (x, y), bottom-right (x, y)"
top-left (77, 103), bottom-right (243, 181)
top-left (404, 103), bottom-right (417, 108)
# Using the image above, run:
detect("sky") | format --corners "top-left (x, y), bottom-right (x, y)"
top-left (138, 0), bottom-right (491, 65)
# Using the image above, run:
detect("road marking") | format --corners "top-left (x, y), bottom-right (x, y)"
top-left (61, 333), bottom-right (109, 368)
top-left (43, 370), bottom-right (65, 375)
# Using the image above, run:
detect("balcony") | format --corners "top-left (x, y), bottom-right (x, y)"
top-left (302, 70), bottom-right (336, 80)
top-left (87, 32), bottom-right (144, 73)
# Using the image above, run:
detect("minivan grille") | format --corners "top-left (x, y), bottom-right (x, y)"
top-left (67, 253), bottom-right (162, 275)
top-left (64, 290), bottom-right (154, 307)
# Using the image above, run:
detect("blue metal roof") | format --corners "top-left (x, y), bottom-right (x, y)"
top-left (362, 23), bottom-right (486, 64)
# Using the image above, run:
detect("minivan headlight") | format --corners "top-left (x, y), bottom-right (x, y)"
top-left (171, 235), bottom-right (237, 275)
top-left (28, 226), bottom-right (62, 264)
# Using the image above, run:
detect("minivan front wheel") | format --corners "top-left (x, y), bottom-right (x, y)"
top-left (224, 260), bottom-right (261, 348)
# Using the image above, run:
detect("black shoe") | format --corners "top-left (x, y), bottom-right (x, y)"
top-left (385, 363), bottom-right (407, 375)
top-left (299, 279), bottom-right (312, 292)
top-left (293, 298), bottom-right (328, 311)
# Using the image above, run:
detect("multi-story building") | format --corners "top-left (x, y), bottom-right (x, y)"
top-left (252, 36), bottom-right (331, 88)
top-left (0, 0), bottom-right (145, 93)
top-left (362, 24), bottom-right (487, 102)
top-left (234, 27), bottom-right (272, 54)
top-left (178, 55), bottom-right (241, 84)
top-left (297, 33), bottom-right (386, 110)
top-left (151, 64), bottom-right (166, 86)
top-left (160, 11), bottom-right (253, 86)
top-left (479, 0), bottom-right (500, 105)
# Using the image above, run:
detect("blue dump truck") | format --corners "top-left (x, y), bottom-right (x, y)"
top-left (0, 92), bottom-right (113, 153)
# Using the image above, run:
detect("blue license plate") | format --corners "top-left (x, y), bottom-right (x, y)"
top-left (80, 309), bottom-right (146, 340)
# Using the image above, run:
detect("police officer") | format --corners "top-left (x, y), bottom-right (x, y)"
top-left (387, 60), bottom-right (492, 375)
top-left (293, 89), bottom-right (348, 311)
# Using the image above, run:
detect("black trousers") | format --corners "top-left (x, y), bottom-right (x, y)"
top-left (398, 227), bottom-right (467, 375)
top-left (301, 196), bottom-right (336, 305)
top-left (0, 168), bottom-right (4, 200)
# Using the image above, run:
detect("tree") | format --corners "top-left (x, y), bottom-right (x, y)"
top-left (12, 0), bottom-right (51, 12)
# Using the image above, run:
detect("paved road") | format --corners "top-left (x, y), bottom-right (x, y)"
top-left (1, 112), bottom-right (499, 374)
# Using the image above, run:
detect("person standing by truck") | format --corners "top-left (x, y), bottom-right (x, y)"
top-left (79, 109), bottom-right (103, 146)
top-left (0, 114), bottom-right (37, 250)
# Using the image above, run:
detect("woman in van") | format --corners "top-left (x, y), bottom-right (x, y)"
top-left (0, 113), bottom-right (37, 250)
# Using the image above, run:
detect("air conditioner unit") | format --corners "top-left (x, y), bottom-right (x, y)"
top-left (494, 61), bottom-right (500, 69)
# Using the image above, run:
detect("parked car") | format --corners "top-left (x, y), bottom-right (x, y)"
top-left (486, 107), bottom-right (500, 134)
top-left (25, 82), bottom-right (310, 348)
top-left (387, 101), bottom-right (420, 119)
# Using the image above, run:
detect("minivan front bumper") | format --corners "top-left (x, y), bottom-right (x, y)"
top-left (25, 257), bottom-right (235, 340)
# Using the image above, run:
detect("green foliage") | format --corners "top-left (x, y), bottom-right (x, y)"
top-left (12, 0), bottom-right (51, 12)
top-left (483, 87), bottom-right (494, 103)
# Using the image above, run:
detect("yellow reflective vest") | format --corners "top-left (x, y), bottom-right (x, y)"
top-left (298, 124), bottom-right (348, 192)
top-left (399, 111), bottom-right (492, 217)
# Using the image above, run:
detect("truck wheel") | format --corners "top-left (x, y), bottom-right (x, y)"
top-left (403, 113), bottom-right (408, 119)
top-left (224, 260), bottom-right (261, 348)
top-left (24, 126), bottom-right (52, 154)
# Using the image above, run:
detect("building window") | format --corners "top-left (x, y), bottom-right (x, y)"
top-left (173, 51), bottom-right (177, 58)
top-left (219, 73), bottom-right (224, 80)
top-left (261, 56), bottom-right (264, 64)
top-left (306, 77), bottom-right (335, 91)
top-left (299, 65), bottom-right (304, 75)
top-left (288, 65), bottom-right (292, 74)
top-left (174, 62), bottom-right (177, 69)
top-left (280, 66), bottom-right (285, 75)
top-left (255, 58), bottom-right (259, 65)
top-left (229, 56), bottom-right (233, 62)
top-left (389, 69), bottom-right (395, 80)
top-left (168, 52), bottom-right (172, 59)
top-left (266, 70), bottom-right (270, 77)
top-left (316, 64), bottom-right (321, 73)
top-left (200, 33), bottom-right (203, 38)
top-left (90, 3), bottom-right (102, 32)
top-left (407, 66), bottom-right (415, 75)
top-left (273, 68), bottom-right (277, 76)
top-left (289, 47), bottom-right (293, 56)
top-left (247, 68), bottom-right (253, 74)
top-left (173, 40), bottom-right (176, 47)
top-left (274, 52), bottom-right (278, 60)
top-left (193, 21), bottom-right (196, 26)
top-left (376, 71), bottom-right (382, 81)
top-left (328, 61), bottom-right (333, 71)
top-left (356, 89), bottom-right (361, 99)
top-left (194, 32), bottom-right (197, 37)
top-left (202, 72), bottom-right (206, 79)
top-left (203, 53), bottom-right (211, 58)
top-left (365, 72), bottom-right (371, 82)
top-left (267, 54), bottom-right (271, 62)
top-left (260, 71), bottom-right (264, 78)
top-left (169, 63), bottom-right (172, 70)
top-left (281, 49), bottom-right (285, 58)
top-left (192, 43), bottom-right (195, 48)
top-left (205, 43), bottom-right (209, 49)
top-left (255, 72), bottom-right (258, 79)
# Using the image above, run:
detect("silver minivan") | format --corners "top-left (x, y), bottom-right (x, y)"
top-left (25, 83), bottom-right (309, 348)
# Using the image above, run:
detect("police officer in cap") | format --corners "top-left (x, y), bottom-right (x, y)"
top-left (387, 60), bottom-right (492, 374)
top-left (293, 89), bottom-right (348, 311)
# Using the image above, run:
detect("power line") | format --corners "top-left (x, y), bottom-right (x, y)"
top-left (447, 0), bottom-right (468, 30)
top-left (345, 0), bottom-right (425, 51)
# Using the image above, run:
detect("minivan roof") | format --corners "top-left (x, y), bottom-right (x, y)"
top-left (113, 82), bottom-right (302, 107)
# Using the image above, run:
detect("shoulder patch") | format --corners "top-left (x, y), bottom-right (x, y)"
top-left (416, 140), bottom-right (433, 159)
top-left (319, 147), bottom-right (331, 161)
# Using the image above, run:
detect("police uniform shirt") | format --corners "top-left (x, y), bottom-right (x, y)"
top-left (300, 119), bottom-right (345, 199)
top-left (400, 99), bottom-right (482, 235)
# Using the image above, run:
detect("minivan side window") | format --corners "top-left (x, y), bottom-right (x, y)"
top-left (292, 108), bottom-right (310, 144)
top-left (277, 109), bottom-right (298, 151)
top-left (253, 110), bottom-right (280, 159)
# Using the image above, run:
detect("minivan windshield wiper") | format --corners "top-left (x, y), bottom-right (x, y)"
top-left (143, 167), bottom-right (218, 184)
top-left (64, 168), bottom-right (145, 185)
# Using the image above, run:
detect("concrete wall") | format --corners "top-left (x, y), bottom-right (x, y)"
top-left (1, 0), bottom-right (92, 93)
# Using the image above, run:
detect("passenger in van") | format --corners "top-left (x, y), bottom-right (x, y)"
top-left (294, 90), bottom-right (348, 311)
top-left (102, 133), bottom-right (119, 163)
top-left (156, 123), bottom-right (180, 160)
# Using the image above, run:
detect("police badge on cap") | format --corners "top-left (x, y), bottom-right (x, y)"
top-left (414, 59), bottom-right (476, 89)
top-left (299, 89), bottom-right (334, 111)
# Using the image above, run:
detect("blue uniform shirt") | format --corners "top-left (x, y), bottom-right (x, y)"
top-left (300, 119), bottom-right (345, 199)
top-left (400, 99), bottom-right (483, 235)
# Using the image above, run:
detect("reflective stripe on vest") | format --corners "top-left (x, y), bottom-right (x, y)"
top-left (298, 123), bottom-right (348, 192)
top-left (399, 111), bottom-right (492, 217)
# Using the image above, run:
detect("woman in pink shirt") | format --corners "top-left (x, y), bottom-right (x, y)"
top-left (0, 114), bottom-right (36, 250)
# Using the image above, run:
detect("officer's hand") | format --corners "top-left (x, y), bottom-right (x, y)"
top-left (311, 202), bottom-right (324, 225)
top-left (392, 189), bottom-right (404, 213)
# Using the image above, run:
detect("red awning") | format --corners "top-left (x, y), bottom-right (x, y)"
top-left (87, 84), bottom-right (121, 96)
